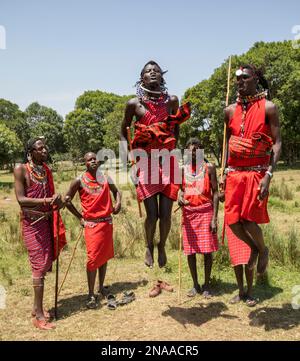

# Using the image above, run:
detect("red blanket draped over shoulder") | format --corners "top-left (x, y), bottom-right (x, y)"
top-left (44, 163), bottom-right (67, 259)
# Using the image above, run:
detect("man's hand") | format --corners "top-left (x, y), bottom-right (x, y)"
top-left (258, 174), bottom-right (271, 200)
top-left (178, 194), bottom-right (189, 207)
top-left (210, 218), bottom-right (218, 234)
top-left (112, 201), bottom-right (121, 215)
top-left (51, 194), bottom-right (64, 209)
top-left (79, 217), bottom-right (85, 228)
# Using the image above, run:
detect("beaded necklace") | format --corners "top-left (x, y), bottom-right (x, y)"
top-left (237, 91), bottom-right (267, 137)
top-left (81, 172), bottom-right (104, 194)
top-left (184, 161), bottom-right (206, 184)
top-left (26, 162), bottom-right (48, 197)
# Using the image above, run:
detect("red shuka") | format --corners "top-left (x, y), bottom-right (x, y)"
top-left (225, 98), bottom-right (271, 225)
top-left (79, 172), bottom-right (114, 271)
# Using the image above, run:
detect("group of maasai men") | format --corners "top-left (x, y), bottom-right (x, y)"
top-left (14, 61), bottom-right (281, 330)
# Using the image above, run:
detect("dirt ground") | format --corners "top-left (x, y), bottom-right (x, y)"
top-left (1, 251), bottom-right (300, 341)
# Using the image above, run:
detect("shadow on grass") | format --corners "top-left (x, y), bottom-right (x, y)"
top-left (210, 278), bottom-right (239, 296)
top-left (248, 303), bottom-right (300, 331)
top-left (254, 273), bottom-right (283, 302)
top-left (162, 302), bottom-right (238, 328)
top-left (107, 279), bottom-right (148, 294)
top-left (51, 280), bottom-right (148, 319)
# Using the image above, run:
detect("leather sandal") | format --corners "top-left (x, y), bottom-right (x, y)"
top-left (157, 280), bottom-right (174, 292)
top-left (149, 283), bottom-right (162, 298)
top-left (32, 317), bottom-right (56, 330)
top-left (117, 291), bottom-right (135, 306)
top-left (107, 294), bottom-right (118, 310)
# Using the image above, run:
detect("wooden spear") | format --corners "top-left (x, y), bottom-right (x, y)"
top-left (126, 127), bottom-right (142, 218)
top-left (220, 56), bottom-right (232, 244)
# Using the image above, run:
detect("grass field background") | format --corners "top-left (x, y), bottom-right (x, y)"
top-left (0, 164), bottom-right (299, 340)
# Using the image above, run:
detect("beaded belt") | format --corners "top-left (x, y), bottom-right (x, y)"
top-left (225, 165), bottom-right (268, 174)
top-left (84, 216), bottom-right (112, 228)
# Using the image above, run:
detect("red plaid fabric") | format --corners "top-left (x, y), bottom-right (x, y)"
top-left (182, 203), bottom-right (218, 255)
top-left (22, 166), bottom-right (53, 278)
top-left (225, 224), bottom-right (251, 266)
top-left (228, 98), bottom-right (272, 167)
top-left (132, 102), bottom-right (191, 152)
top-left (228, 132), bottom-right (273, 168)
top-left (136, 155), bottom-right (180, 201)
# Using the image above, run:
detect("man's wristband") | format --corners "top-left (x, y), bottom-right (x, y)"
top-left (266, 171), bottom-right (273, 179)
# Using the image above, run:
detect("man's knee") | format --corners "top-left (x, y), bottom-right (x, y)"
top-left (146, 213), bottom-right (158, 225)
top-left (159, 213), bottom-right (171, 225)
top-left (229, 222), bottom-right (243, 233)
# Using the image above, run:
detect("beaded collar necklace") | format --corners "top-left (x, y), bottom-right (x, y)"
top-left (27, 161), bottom-right (47, 184)
top-left (237, 91), bottom-right (267, 137)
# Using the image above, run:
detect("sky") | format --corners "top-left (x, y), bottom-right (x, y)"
top-left (0, 0), bottom-right (299, 117)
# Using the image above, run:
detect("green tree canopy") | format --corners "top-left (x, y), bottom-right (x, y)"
top-left (0, 123), bottom-right (23, 167)
top-left (64, 91), bottom-right (130, 158)
top-left (24, 102), bottom-right (66, 153)
top-left (0, 98), bottom-right (29, 146)
top-left (182, 40), bottom-right (300, 165)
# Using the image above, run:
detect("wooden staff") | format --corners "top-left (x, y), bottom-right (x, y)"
top-left (54, 209), bottom-right (60, 320)
top-left (220, 56), bottom-right (232, 244)
top-left (58, 227), bottom-right (83, 296)
top-left (126, 127), bottom-right (142, 218)
top-left (178, 217), bottom-right (182, 303)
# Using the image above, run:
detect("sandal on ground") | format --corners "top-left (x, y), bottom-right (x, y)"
top-left (149, 283), bottom-right (162, 298)
top-left (244, 295), bottom-right (257, 307)
top-left (86, 295), bottom-right (99, 309)
top-left (187, 286), bottom-right (201, 298)
top-left (117, 291), bottom-right (136, 306)
top-left (32, 317), bottom-right (56, 330)
top-left (158, 280), bottom-right (174, 292)
top-left (107, 294), bottom-right (118, 310)
top-left (229, 293), bottom-right (246, 304)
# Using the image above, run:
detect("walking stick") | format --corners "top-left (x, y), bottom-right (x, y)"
top-left (126, 127), bottom-right (143, 218)
top-left (54, 209), bottom-right (60, 320)
top-left (220, 56), bottom-right (232, 245)
top-left (58, 227), bottom-right (83, 296)
top-left (178, 216), bottom-right (182, 303)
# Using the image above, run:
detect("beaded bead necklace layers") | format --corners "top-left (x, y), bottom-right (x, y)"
top-left (237, 91), bottom-right (267, 137)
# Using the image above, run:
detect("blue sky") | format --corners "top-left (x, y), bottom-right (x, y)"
top-left (0, 0), bottom-right (299, 117)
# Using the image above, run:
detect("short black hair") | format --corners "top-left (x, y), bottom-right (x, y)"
top-left (23, 137), bottom-right (45, 163)
top-left (186, 137), bottom-right (202, 149)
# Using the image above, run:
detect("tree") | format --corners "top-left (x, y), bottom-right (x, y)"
top-left (0, 98), bottom-right (29, 146)
top-left (64, 91), bottom-right (129, 158)
top-left (102, 96), bottom-right (132, 155)
top-left (182, 41), bottom-right (300, 165)
top-left (0, 123), bottom-right (22, 168)
top-left (24, 102), bottom-right (66, 153)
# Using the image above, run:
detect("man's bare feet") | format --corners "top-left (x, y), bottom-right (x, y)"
top-left (248, 248), bottom-right (259, 270)
top-left (157, 246), bottom-right (167, 268)
top-left (257, 247), bottom-right (269, 274)
top-left (144, 247), bottom-right (154, 268)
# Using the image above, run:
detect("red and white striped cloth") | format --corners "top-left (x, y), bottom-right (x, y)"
top-left (22, 174), bottom-right (53, 278)
top-left (182, 203), bottom-right (218, 255)
top-left (225, 224), bottom-right (251, 266)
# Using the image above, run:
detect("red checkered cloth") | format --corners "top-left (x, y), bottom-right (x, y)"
top-left (228, 132), bottom-right (273, 168)
top-left (182, 203), bottom-right (218, 255)
top-left (225, 224), bottom-right (251, 266)
top-left (136, 155), bottom-right (180, 201)
top-left (132, 102), bottom-right (191, 152)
